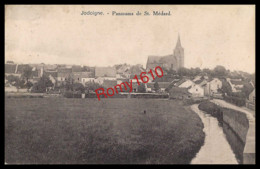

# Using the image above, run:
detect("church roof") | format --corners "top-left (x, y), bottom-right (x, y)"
top-left (147, 56), bottom-right (162, 64)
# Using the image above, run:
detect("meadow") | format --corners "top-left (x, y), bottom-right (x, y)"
top-left (5, 97), bottom-right (204, 164)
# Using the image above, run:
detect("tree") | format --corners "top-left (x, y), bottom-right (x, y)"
top-left (177, 67), bottom-right (190, 77)
top-left (202, 68), bottom-right (213, 76)
top-left (214, 65), bottom-right (227, 77)
top-left (137, 83), bottom-right (146, 93)
top-left (154, 82), bottom-right (160, 92)
top-left (31, 75), bottom-right (53, 93)
top-left (22, 65), bottom-right (33, 83)
top-left (85, 81), bottom-right (104, 92)
top-left (26, 81), bottom-right (33, 90)
top-left (6, 75), bottom-right (19, 84)
top-left (14, 79), bottom-right (26, 91)
top-left (168, 69), bottom-right (177, 75)
top-left (220, 79), bottom-right (232, 96)
top-left (194, 67), bottom-right (202, 76)
top-left (242, 82), bottom-right (254, 99)
top-left (64, 74), bottom-right (74, 91)
top-left (73, 83), bottom-right (85, 93)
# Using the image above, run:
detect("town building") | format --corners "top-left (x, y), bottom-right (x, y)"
top-left (146, 34), bottom-right (184, 71)
top-left (188, 84), bottom-right (204, 97)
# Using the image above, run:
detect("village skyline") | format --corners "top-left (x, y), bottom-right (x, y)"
top-left (5, 5), bottom-right (255, 74)
top-left (5, 60), bottom-right (255, 75)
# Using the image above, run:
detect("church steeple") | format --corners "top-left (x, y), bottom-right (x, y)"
top-left (176, 33), bottom-right (182, 48)
top-left (174, 33), bottom-right (184, 69)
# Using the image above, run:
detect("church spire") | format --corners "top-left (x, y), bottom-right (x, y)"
top-left (176, 33), bottom-right (182, 48)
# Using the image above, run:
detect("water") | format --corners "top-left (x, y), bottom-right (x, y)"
top-left (190, 104), bottom-right (238, 164)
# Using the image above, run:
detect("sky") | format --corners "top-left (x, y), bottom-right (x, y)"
top-left (5, 5), bottom-right (255, 73)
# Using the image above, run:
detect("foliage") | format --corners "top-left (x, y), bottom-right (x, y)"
top-left (6, 75), bottom-right (20, 84)
top-left (26, 81), bottom-right (33, 89)
top-left (223, 95), bottom-right (246, 107)
top-left (242, 82), bottom-right (254, 99)
top-left (22, 65), bottom-right (33, 82)
top-left (198, 101), bottom-right (223, 123)
top-left (213, 65), bottom-right (227, 77)
top-left (220, 79), bottom-right (232, 95)
top-left (31, 75), bottom-right (53, 93)
top-left (85, 81), bottom-right (104, 92)
top-left (73, 83), bottom-right (85, 93)
top-left (137, 83), bottom-right (146, 93)
top-left (154, 82), bottom-right (160, 92)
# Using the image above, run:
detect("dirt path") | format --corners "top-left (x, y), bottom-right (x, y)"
top-left (211, 99), bottom-right (255, 117)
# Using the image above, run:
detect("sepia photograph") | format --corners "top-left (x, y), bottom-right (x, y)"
top-left (4, 5), bottom-right (255, 164)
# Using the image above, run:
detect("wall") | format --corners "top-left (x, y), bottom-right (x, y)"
top-left (222, 108), bottom-right (249, 143)
top-left (211, 101), bottom-right (255, 164)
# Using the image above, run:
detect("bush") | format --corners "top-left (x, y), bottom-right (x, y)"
top-left (198, 101), bottom-right (223, 123)
top-left (224, 95), bottom-right (246, 107)
top-left (183, 98), bottom-right (208, 106)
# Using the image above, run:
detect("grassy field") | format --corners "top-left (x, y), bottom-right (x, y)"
top-left (5, 98), bottom-right (204, 164)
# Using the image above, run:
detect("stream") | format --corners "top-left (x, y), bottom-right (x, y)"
top-left (190, 104), bottom-right (238, 164)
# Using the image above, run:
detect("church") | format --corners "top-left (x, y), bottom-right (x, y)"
top-left (146, 35), bottom-right (184, 71)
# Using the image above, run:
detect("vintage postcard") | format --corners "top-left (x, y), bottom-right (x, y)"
top-left (5, 5), bottom-right (255, 164)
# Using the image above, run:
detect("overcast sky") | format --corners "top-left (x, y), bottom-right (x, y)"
top-left (5, 5), bottom-right (255, 73)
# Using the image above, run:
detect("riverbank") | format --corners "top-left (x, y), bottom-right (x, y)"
top-left (190, 104), bottom-right (238, 164)
top-left (211, 99), bottom-right (255, 164)
top-left (196, 100), bottom-right (255, 164)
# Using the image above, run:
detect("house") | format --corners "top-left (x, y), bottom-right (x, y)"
top-left (57, 67), bottom-right (72, 85)
top-left (176, 79), bottom-right (195, 88)
top-left (158, 82), bottom-right (171, 92)
top-left (95, 67), bottom-right (116, 81)
top-left (188, 84), bottom-right (204, 97)
top-left (226, 78), bottom-right (245, 92)
top-left (201, 83), bottom-right (210, 96)
top-left (72, 72), bottom-right (94, 85)
top-left (130, 74), bottom-right (142, 83)
top-left (31, 67), bottom-right (39, 78)
top-left (116, 78), bottom-right (130, 85)
top-left (48, 75), bottom-right (56, 88)
top-left (102, 80), bottom-right (118, 89)
top-left (169, 87), bottom-right (191, 99)
top-left (194, 79), bottom-right (208, 87)
top-left (209, 78), bottom-right (222, 94)
top-left (132, 82), bottom-right (140, 92)
top-left (127, 65), bottom-right (146, 82)
top-left (72, 65), bottom-right (83, 72)
top-left (146, 82), bottom-right (155, 92)
top-left (44, 69), bottom-right (58, 78)
top-left (94, 77), bottom-right (105, 85)
top-left (249, 89), bottom-right (255, 103)
top-left (115, 64), bottom-right (130, 73)
top-left (246, 89), bottom-right (255, 110)
top-left (5, 63), bottom-right (20, 77)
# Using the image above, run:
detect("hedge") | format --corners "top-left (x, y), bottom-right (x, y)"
top-left (198, 101), bottom-right (223, 123)
top-left (224, 95), bottom-right (246, 107)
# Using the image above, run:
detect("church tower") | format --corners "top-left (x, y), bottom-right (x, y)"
top-left (174, 34), bottom-right (184, 69)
